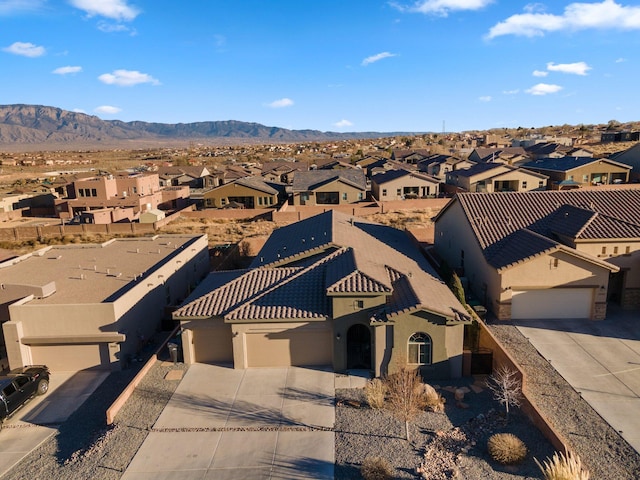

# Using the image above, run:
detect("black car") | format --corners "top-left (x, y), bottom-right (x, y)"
top-left (0, 365), bottom-right (50, 428)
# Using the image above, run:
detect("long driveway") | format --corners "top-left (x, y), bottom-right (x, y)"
top-left (515, 306), bottom-right (640, 452)
top-left (122, 364), bottom-right (336, 480)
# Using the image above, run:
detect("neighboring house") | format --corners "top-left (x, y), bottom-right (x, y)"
top-left (445, 163), bottom-right (548, 193)
top-left (0, 235), bottom-right (209, 372)
top-left (391, 149), bottom-right (432, 164)
top-left (522, 157), bottom-right (631, 189)
top-left (525, 142), bottom-right (572, 160)
top-left (601, 131), bottom-right (640, 143)
top-left (173, 211), bottom-right (470, 379)
top-left (203, 176), bottom-right (283, 209)
top-left (609, 143), bottom-right (640, 182)
top-left (55, 173), bottom-right (190, 221)
top-left (467, 147), bottom-right (528, 164)
top-left (157, 166), bottom-right (219, 189)
top-left (417, 155), bottom-right (476, 179)
top-left (433, 190), bottom-right (640, 321)
top-left (291, 170), bottom-right (367, 206)
top-left (261, 161), bottom-right (308, 184)
top-left (371, 169), bottom-right (440, 200)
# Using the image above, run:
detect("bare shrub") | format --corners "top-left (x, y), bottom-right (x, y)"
top-left (361, 456), bottom-right (393, 480)
top-left (364, 378), bottom-right (386, 409)
top-left (535, 451), bottom-right (590, 480)
top-left (487, 433), bottom-right (528, 465)
top-left (488, 365), bottom-right (522, 420)
top-left (385, 366), bottom-right (427, 442)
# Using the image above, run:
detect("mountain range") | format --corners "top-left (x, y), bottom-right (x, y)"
top-left (0, 104), bottom-right (417, 151)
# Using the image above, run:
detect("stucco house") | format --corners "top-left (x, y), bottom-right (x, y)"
top-left (203, 177), bottom-right (284, 209)
top-left (445, 163), bottom-right (548, 193)
top-left (371, 169), bottom-right (440, 200)
top-left (522, 157), bottom-right (631, 189)
top-left (609, 143), bottom-right (640, 182)
top-left (0, 235), bottom-right (209, 372)
top-left (433, 190), bottom-right (640, 321)
top-left (291, 170), bottom-right (367, 206)
top-left (174, 211), bottom-right (470, 379)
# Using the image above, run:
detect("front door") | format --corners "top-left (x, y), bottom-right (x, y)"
top-left (347, 324), bottom-right (371, 370)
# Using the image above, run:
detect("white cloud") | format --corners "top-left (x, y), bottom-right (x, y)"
top-left (361, 52), bottom-right (397, 66)
top-left (97, 21), bottom-right (134, 33)
top-left (525, 83), bottom-right (563, 95)
top-left (72, 108), bottom-right (86, 114)
top-left (392, 0), bottom-right (493, 16)
top-left (487, 0), bottom-right (640, 39)
top-left (502, 89), bottom-right (520, 95)
top-left (615, 57), bottom-right (626, 63)
top-left (334, 119), bottom-right (353, 128)
top-left (533, 70), bottom-right (548, 77)
top-left (52, 66), bottom-right (82, 75)
top-left (2, 41), bottom-right (45, 57)
top-left (98, 69), bottom-right (160, 86)
top-left (94, 105), bottom-right (121, 114)
top-left (70, 0), bottom-right (140, 21)
top-left (478, 96), bottom-right (492, 102)
top-left (266, 98), bottom-right (294, 108)
top-left (0, 0), bottom-right (45, 15)
top-left (547, 61), bottom-right (591, 75)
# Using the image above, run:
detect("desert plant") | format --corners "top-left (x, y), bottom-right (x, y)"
top-left (419, 383), bottom-right (445, 412)
top-left (361, 456), bottom-right (393, 480)
top-left (364, 378), bottom-right (387, 409)
top-left (385, 366), bottom-right (427, 442)
top-left (535, 451), bottom-right (590, 480)
top-left (487, 433), bottom-right (528, 465)
top-left (488, 365), bottom-right (522, 421)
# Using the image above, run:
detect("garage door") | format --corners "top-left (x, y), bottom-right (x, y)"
top-left (511, 288), bottom-right (593, 319)
top-left (30, 344), bottom-right (106, 372)
top-left (246, 324), bottom-right (332, 367)
top-left (193, 324), bottom-right (233, 364)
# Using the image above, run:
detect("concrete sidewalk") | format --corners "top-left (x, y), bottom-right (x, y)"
top-left (515, 308), bottom-right (640, 452)
top-left (122, 364), bottom-right (336, 480)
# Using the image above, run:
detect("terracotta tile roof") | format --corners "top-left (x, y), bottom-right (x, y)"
top-left (449, 190), bottom-right (640, 269)
top-left (178, 210), bottom-right (469, 324)
top-left (292, 170), bottom-right (367, 192)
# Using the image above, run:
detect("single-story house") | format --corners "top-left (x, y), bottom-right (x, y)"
top-left (433, 190), bottom-right (640, 321)
top-left (445, 163), bottom-right (548, 193)
top-left (371, 169), bottom-right (440, 200)
top-left (174, 211), bottom-right (470, 379)
top-left (290, 170), bottom-right (367, 206)
top-left (522, 157), bottom-right (631, 189)
top-left (203, 177), bottom-right (284, 209)
top-left (609, 143), bottom-right (640, 182)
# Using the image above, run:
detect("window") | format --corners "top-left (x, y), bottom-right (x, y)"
top-left (355, 300), bottom-right (364, 309)
top-left (614, 246), bottom-right (619, 254)
top-left (583, 174), bottom-right (589, 182)
top-left (408, 333), bottom-right (432, 365)
top-left (342, 192), bottom-right (348, 201)
top-left (397, 188), bottom-right (402, 196)
top-left (601, 246), bottom-right (607, 255)
top-left (358, 192), bottom-right (363, 200)
top-left (553, 258), bottom-right (559, 268)
top-left (258, 197), bottom-right (263, 206)
top-left (91, 188), bottom-right (97, 197)
top-left (382, 189), bottom-right (387, 196)
top-left (538, 181), bottom-right (544, 188)
top-left (626, 246), bottom-right (631, 254)
top-left (15, 376), bottom-right (29, 389)
top-left (522, 181), bottom-right (527, 189)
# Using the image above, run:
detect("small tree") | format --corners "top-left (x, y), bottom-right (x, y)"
top-left (488, 365), bottom-right (522, 421)
top-left (385, 366), bottom-right (426, 442)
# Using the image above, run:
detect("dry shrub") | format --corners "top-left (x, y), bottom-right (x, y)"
top-left (419, 383), bottom-right (445, 413)
top-left (535, 451), bottom-right (590, 480)
top-left (487, 433), bottom-right (528, 465)
top-left (361, 456), bottom-right (393, 480)
top-left (364, 378), bottom-right (387, 409)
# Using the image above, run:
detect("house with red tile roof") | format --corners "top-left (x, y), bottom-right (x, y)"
top-left (174, 210), bottom-right (470, 379)
top-left (433, 190), bottom-right (640, 320)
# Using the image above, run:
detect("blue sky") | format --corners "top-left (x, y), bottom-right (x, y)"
top-left (2, 0), bottom-right (640, 133)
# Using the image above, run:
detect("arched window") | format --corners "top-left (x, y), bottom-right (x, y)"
top-left (408, 333), bottom-right (432, 365)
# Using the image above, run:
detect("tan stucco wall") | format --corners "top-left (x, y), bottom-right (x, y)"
top-left (293, 179), bottom-right (364, 206)
top-left (372, 175), bottom-right (439, 201)
top-left (204, 184), bottom-right (276, 208)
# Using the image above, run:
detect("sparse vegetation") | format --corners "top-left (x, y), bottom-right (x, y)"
top-left (535, 451), bottom-right (590, 480)
top-left (487, 433), bottom-right (528, 465)
top-left (488, 365), bottom-right (523, 421)
top-left (364, 378), bottom-right (387, 409)
top-left (361, 456), bottom-right (393, 480)
top-left (385, 366), bottom-right (428, 442)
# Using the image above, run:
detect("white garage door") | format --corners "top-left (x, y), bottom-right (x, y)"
top-left (511, 288), bottom-right (593, 320)
top-left (30, 344), bottom-right (106, 372)
top-left (246, 323), bottom-right (332, 367)
top-left (193, 324), bottom-right (233, 364)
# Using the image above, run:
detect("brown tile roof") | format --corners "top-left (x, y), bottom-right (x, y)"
top-left (177, 210), bottom-right (469, 324)
top-left (447, 190), bottom-right (640, 269)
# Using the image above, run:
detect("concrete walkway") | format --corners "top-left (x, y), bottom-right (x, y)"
top-left (515, 307), bottom-right (640, 452)
top-left (122, 364), bottom-right (336, 480)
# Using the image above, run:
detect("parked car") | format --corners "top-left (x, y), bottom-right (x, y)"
top-left (0, 365), bottom-right (50, 429)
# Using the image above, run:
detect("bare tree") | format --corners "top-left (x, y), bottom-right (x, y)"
top-left (488, 365), bottom-right (522, 421)
top-left (385, 366), bottom-right (426, 442)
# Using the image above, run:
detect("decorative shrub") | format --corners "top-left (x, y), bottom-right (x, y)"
top-left (361, 456), bottom-right (393, 480)
top-left (536, 451), bottom-right (590, 480)
top-left (364, 378), bottom-right (386, 409)
top-left (487, 433), bottom-right (528, 465)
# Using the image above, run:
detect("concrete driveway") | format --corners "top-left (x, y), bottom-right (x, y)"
top-left (515, 306), bottom-right (640, 452)
top-left (122, 364), bottom-right (335, 480)
top-left (0, 370), bottom-right (108, 478)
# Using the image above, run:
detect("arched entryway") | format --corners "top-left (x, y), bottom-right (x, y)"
top-left (346, 324), bottom-right (371, 370)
